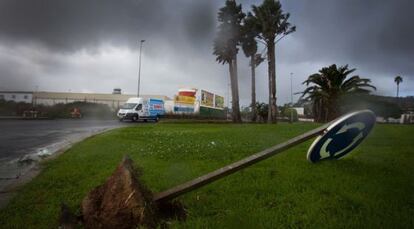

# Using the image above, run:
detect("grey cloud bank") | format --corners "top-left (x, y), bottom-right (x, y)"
top-left (0, 0), bottom-right (412, 105)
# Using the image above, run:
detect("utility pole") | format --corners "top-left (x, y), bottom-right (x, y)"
top-left (137, 40), bottom-right (145, 97)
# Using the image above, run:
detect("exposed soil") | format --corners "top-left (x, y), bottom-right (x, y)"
top-left (77, 156), bottom-right (186, 229)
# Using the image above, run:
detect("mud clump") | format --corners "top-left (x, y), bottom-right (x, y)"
top-left (80, 156), bottom-right (187, 228)
top-left (81, 156), bottom-right (158, 228)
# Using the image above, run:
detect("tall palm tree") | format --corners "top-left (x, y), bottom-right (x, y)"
top-left (213, 0), bottom-right (245, 123)
top-left (394, 75), bottom-right (403, 97)
top-left (241, 14), bottom-right (264, 122)
top-left (300, 64), bottom-right (376, 122)
top-left (250, 0), bottom-right (295, 123)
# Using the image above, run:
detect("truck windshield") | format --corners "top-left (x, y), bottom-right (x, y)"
top-left (121, 103), bottom-right (137, 109)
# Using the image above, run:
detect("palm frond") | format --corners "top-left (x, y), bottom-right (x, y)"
top-left (301, 64), bottom-right (376, 121)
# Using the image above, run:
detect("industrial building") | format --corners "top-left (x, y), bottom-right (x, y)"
top-left (1, 88), bottom-right (227, 118)
top-left (0, 90), bottom-right (170, 110)
top-left (0, 91), bottom-right (33, 103)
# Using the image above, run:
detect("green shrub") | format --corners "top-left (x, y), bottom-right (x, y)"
top-left (0, 100), bottom-right (115, 119)
top-left (282, 108), bottom-right (298, 122)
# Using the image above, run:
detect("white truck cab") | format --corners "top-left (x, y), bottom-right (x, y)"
top-left (117, 97), bottom-right (164, 122)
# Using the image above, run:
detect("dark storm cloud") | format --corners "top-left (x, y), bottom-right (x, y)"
top-left (2, 0), bottom-right (411, 75)
top-left (281, 0), bottom-right (414, 76)
top-left (0, 0), bottom-right (219, 96)
top-left (182, 1), bottom-right (216, 44)
top-left (0, 47), bottom-right (36, 90)
top-left (0, 0), bottom-right (412, 103)
top-left (0, 0), bottom-right (216, 52)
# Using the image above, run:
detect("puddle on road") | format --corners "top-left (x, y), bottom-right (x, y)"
top-left (0, 141), bottom-right (66, 181)
top-left (0, 127), bottom-right (114, 193)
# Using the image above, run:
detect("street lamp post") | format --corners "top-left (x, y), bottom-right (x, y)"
top-left (137, 40), bottom-right (145, 97)
top-left (33, 85), bottom-right (39, 107)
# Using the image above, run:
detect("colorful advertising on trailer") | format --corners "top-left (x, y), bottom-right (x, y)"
top-left (214, 95), bottom-right (224, 109)
top-left (174, 88), bottom-right (197, 113)
top-left (201, 90), bottom-right (214, 107)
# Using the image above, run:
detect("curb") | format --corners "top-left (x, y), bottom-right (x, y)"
top-left (0, 125), bottom-right (124, 209)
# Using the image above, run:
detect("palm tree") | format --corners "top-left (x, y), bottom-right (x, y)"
top-left (241, 14), bottom-right (264, 122)
top-left (394, 75), bottom-right (403, 97)
top-left (213, 0), bottom-right (245, 123)
top-left (249, 0), bottom-right (295, 123)
top-left (300, 64), bottom-right (376, 122)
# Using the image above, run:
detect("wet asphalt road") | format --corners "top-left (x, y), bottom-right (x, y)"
top-left (0, 119), bottom-right (129, 163)
top-left (0, 119), bottom-right (133, 207)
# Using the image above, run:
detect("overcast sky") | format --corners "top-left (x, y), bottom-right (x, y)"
top-left (0, 0), bottom-right (413, 106)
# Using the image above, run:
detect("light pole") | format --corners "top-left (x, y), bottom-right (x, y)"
top-left (137, 40), bottom-right (145, 97)
top-left (290, 72), bottom-right (293, 123)
top-left (33, 85), bottom-right (39, 107)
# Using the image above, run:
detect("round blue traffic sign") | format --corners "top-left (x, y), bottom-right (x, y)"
top-left (307, 110), bottom-right (376, 163)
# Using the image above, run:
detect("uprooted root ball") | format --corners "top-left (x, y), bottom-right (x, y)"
top-left (80, 156), bottom-right (186, 229)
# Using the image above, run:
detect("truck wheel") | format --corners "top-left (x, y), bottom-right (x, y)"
top-left (155, 116), bottom-right (160, 122)
top-left (118, 118), bottom-right (124, 122)
top-left (132, 115), bottom-right (138, 122)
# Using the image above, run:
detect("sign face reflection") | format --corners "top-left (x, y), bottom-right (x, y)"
top-left (307, 110), bottom-right (376, 163)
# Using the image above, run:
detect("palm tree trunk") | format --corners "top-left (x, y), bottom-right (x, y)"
top-left (315, 100), bottom-right (322, 123)
top-left (327, 101), bottom-right (339, 122)
top-left (267, 62), bottom-right (272, 122)
top-left (397, 84), bottom-right (399, 97)
top-left (233, 55), bottom-right (242, 122)
top-left (312, 101), bottom-right (317, 122)
top-left (251, 55), bottom-right (257, 122)
top-left (317, 101), bottom-right (321, 122)
top-left (228, 61), bottom-right (235, 121)
top-left (272, 43), bottom-right (278, 122)
top-left (229, 56), bottom-right (241, 123)
top-left (267, 39), bottom-right (277, 123)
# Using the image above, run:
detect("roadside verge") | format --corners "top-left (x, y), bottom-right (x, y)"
top-left (0, 125), bottom-right (125, 209)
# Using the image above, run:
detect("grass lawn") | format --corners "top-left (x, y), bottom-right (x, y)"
top-left (1, 123), bottom-right (413, 228)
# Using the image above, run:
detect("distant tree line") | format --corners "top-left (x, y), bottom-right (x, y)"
top-left (296, 93), bottom-right (405, 122)
top-left (0, 100), bottom-right (115, 119)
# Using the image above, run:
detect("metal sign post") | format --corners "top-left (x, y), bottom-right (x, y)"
top-left (153, 110), bottom-right (376, 203)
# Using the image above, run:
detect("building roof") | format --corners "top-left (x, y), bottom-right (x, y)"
top-left (33, 91), bottom-right (170, 101)
top-left (0, 90), bottom-right (170, 101)
top-left (0, 91), bottom-right (33, 94)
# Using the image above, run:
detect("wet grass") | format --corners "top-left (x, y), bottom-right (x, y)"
top-left (0, 123), bottom-right (413, 228)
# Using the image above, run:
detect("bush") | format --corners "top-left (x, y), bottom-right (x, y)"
top-left (0, 100), bottom-right (115, 119)
top-left (340, 94), bottom-right (402, 120)
top-left (43, 102), bottom-right (115, 119)
top-left (0, 100), bottom-right (33, 116)
top-left (282, 108), bottom-right (298, 122)
top-left (255, 102), bottom-right (268, 122)
top-left (163, 112), bottom-right (226, 120)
